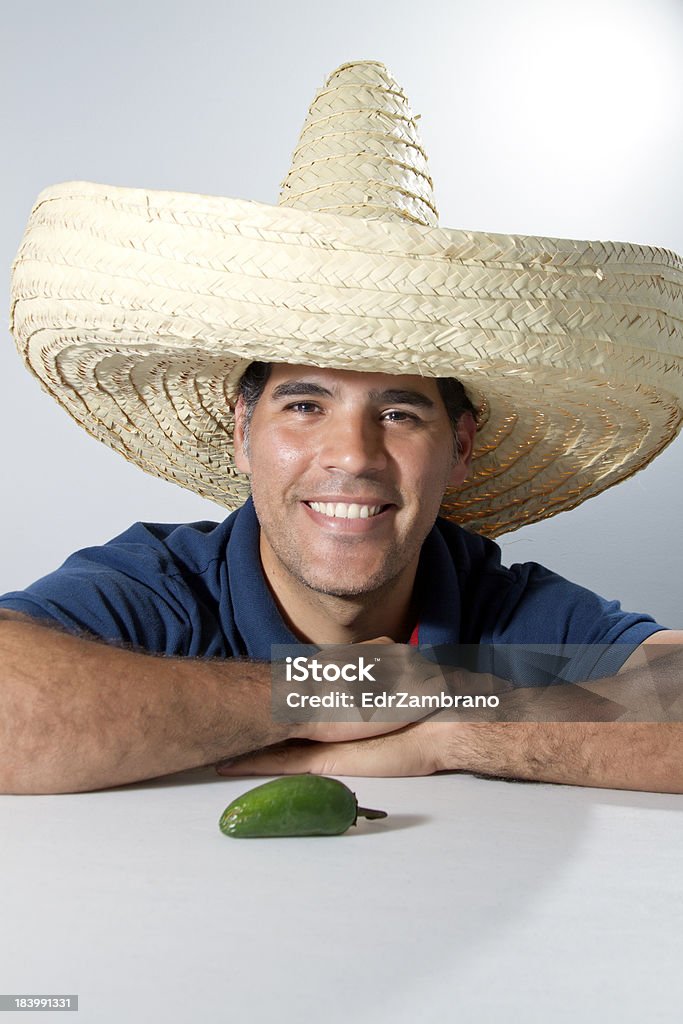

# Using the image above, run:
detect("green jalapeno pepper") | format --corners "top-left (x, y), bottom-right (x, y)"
top-left (219, 774), bottom-right (387, 838)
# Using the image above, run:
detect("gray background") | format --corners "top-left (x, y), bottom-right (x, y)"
top-left (1, 0), bottom-right (681, 625)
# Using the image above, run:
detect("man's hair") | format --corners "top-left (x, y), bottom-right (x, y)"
top-left (237, 361), bottom-right (478, 458)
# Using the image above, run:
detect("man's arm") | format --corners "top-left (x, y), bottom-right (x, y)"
top-left (0, 609), bottom-right (286, 795)
top-left (216, 634), bottom-right (683, 793)
top-left (0, 611), bottom-right (401, 795)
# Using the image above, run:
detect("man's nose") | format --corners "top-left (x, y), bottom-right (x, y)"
top-left (317, 413), bottom-right (388, 475)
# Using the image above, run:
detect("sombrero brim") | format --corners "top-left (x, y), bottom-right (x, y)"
top-left (10, 180), bottom-right (683, 537)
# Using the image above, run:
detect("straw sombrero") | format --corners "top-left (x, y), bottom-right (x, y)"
top-left (9, 60), bottom-right (683, 537)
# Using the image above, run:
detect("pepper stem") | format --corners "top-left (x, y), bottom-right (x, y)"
top-left (356, 806), bottom-right (387, 820)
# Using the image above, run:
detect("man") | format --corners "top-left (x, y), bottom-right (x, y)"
top-left (1, 60), bottom-right (682, 794)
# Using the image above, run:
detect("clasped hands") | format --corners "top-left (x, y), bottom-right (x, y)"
top-left (215, 638), bottom-right (624, 778)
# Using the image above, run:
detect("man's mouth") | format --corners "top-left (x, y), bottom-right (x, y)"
top-left (305, 501), bottom-right (391, 520)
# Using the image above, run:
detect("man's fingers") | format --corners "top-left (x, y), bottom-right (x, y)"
top-left (217, 742), bottom-right (348, 776)
top-left (215, 724), bottom-right (438, 778)
top-left (301, 717), bottom-right (412, 742)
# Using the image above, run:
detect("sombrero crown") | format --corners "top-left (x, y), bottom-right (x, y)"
top-left (9, 60), bottom-right (683, 536)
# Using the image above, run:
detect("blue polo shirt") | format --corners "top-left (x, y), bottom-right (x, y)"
top-left (0, 497), bottom-right (666, 681)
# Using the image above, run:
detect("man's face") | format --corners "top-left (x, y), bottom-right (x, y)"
top-left (234, 364), bottom-right (475, 599)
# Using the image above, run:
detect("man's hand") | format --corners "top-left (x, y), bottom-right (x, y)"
top-left (215, 648), bottom-right (683, 792)
top-left (216, 719), bottom-right (444, 777)
top-left (214, 646), bottom-right (621, 778)
top-left (214, 680), bottom-right (620, 778)
top-left (274, 637), bottom-right (459, 739)
top-left (215, 715), bottom-right (683, 793)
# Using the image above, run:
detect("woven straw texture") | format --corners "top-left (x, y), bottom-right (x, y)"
top-left (9, 60), bottom-right (683, 537)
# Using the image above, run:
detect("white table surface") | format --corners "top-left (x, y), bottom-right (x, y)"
top-left (2, 768), bottom-right (682, 1023)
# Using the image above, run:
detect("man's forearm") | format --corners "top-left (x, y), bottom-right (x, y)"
top-left (442, 722), bottom-right (683, 792)
top-left (441, 645), bottom-right (683, 792)
top-left (0, 613), bottom-right (289, 795)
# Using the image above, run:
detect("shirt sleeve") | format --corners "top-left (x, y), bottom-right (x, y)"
top-left (484, 559), bottom-right (669, 682)
top-left (0, 524), bottom-right (219, 656)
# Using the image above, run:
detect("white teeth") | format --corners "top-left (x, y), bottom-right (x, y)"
top-left (308, 502), bottom-right (384, 519)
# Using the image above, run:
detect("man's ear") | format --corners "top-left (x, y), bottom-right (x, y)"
top-left (447, 411), bottom-right (477, 487)
top-left (233, 395), bottom-right (252, 474)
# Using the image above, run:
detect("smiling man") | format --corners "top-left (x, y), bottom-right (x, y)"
top-left (1, 60), bottom-right (682, 794)
top-left (236, 363), bottom-right (476, 644)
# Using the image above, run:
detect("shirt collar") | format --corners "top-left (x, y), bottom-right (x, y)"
top-left (410, 520), bottom-right (462, 647)
top-left (228, 497), bottom-right (299, 658)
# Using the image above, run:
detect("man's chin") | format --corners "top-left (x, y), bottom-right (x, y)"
top-left (297, 567), bottom-right (398, 600)
top-left (306, 583), bottom-right (377, 599)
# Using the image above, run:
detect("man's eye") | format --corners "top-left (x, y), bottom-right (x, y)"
top-left (286, 402), bottom-right (320, 414)
top-left (381, 409), bottom-right (417, 423)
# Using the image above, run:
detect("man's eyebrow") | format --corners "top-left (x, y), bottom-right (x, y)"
top-left (270, 381), bottom-right (334, 400)
top-left (268, 381), bottom-right (436, 409)
top-left (368, 389), bottom-right (435, 409)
